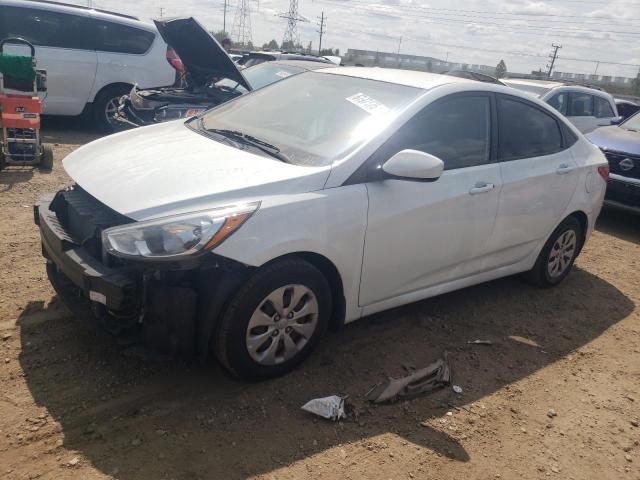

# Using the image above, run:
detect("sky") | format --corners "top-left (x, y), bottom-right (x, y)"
top-left (76, 0), bottom-right (640, 78)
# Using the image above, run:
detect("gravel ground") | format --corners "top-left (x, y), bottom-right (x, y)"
top-left (1, 117), bottom-right (639, 480)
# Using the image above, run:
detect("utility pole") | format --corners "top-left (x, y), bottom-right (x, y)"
top-left (317, 11), bottom-right (326, 56)
top-left (231, 0), bottom-right (253, 47)
top-left (396, 36), bottom-right (402, 67)
top-left (159, 7), bottom-right (164, 18)
top-left (546, 43), bottom-right (562, 79)
top-left (223, 0), bottom-right (228, 33)
top-left (593, 60), bottom-right (600, 76)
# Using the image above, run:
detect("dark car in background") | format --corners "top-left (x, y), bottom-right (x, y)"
top-left (615, 99), bottom-right (640, 120)
top-left (587, 111), bottom-right (640, 214)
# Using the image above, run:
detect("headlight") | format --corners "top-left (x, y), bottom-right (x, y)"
top-left (102, 203), bottom-right (259, 260)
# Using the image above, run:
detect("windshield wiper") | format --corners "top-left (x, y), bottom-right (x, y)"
top-left (205, 128), bottom-right (290, 163)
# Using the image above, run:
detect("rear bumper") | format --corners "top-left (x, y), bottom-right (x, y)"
top-left (35, 195), bottom-right (137, 312)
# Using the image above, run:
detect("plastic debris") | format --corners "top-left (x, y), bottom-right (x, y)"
top-left (301, 395), bottom-right (346, 421)
top-left (467, 339), bottom-right (492, 345)
top-left (452, 385), bottom-right (463, 394)
top-left (365, 352), bottom-right (451, 404)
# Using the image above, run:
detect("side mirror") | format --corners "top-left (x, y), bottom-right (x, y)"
top-left (382, 149), bottom-right (444, 181)
top-left (611, 116), bottom-right (624, 125)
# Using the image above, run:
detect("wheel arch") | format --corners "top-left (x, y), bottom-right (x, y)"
top-left (565, 210), bottom-right (589, 251)
top-left (90, 82), bottom-right (134, 104)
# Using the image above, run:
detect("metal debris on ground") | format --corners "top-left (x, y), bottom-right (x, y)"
top-left (467, 339), bottom-right (493, 345)
top-left (301, 395), bottom-right (346, 421)
top-left (365, 352), bottom-right (451, 404)
top-left (452, 385), bottom-right (463, 394)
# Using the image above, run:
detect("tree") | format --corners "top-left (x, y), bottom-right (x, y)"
top-left (262, 39), bottom-right (279, 51)
top-left (319, 48), bottom-right (339, 57)
top-left (495, 59), bottom-right (507, 79)
top-left (210, 30), bottom-right (230, 42)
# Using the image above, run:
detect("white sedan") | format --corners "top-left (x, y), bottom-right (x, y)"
top-left (37, 68), bottom-right (609, 379)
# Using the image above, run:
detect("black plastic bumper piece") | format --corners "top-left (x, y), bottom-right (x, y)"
top-left (35, 196), bottom-right (137, 312)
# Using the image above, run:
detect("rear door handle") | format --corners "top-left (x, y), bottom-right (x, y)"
top-left (469, 182), bottom-right (495, 195)
top-left (557, 163), bottom-right (574, 175)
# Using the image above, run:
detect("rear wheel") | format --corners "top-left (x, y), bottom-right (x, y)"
top-left (39, 144), bottom-right (53, 171)
top-left (524, 216), bottom-right (584, 287)
top-left (92, 85), bottom-right (131, 132)
top-left (214, 258), bottom-right (332, 379)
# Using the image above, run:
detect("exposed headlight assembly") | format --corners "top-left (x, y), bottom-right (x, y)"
top-left (102, 203), bottom-right (259, 260)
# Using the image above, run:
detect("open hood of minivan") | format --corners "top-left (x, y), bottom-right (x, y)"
top-left (62, 121), bottom-right (330, 221)
top-left (154, 17), bottom-right (251, 90)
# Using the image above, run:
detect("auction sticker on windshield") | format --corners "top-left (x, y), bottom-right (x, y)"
top-left (346, 93), bottom-right (390, 115)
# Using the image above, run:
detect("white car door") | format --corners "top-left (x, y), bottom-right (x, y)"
top-left (359, 94), bottom-right (502, 307)
top-left (1, 6), bottom-right (97, 116)
top-left (490, 94), bottom-right (579, 265)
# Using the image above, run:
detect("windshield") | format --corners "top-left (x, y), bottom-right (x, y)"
top-left (195, 72), bottom-right (423, 167)
top-left (621, 110), bottom-right (640, 132)
top-left (214, 62), bottom-right (308, 94)
top-left (503, 81), bottom-right (552, 98)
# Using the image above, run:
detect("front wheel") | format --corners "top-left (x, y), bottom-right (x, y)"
top-left (39, 144), bottom-right (53, 171)
top-left (524, 216), bottom-right (584, 287)
top-left (214, 258), bottom-right (332, 379)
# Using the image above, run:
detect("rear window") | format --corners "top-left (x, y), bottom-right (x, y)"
top-left (498, 96), bottom-right (563, 161)
top-left (93, 20), bottom-right (155, 54)
top-left (0, 6), bottom-right (92, 50)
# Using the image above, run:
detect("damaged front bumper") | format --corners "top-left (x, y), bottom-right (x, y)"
top-left (34, 194), bottom-right (250, 360)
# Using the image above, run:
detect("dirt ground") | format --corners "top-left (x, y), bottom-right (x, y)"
top-left (1, 117), bottom-right (639, 480)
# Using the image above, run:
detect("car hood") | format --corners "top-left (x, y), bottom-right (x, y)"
top-left (586, 125), bottom-right (640, 155)
top-left (63, 121), bottom-right (330, 221)
top-left (154, 17), bottom-right (251, 90)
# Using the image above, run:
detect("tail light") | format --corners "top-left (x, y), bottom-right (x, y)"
top-left (166, 47), bottom-right (184, 72)
top-left (597, 165), bottom-right (609, 182)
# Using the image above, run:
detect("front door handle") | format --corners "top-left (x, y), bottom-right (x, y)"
top-left (557, 163), bottom-right (574, 175)
top-left (469, 182), bottom-right (495, 195)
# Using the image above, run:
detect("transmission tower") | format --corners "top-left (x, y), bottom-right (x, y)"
top-left (232, 0), bottom-right (253, 47)
top-left (279, 0), bottom-right (308, 51)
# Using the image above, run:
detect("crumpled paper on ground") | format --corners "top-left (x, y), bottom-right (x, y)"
top-left (301, 395), bottom-right (346, 421)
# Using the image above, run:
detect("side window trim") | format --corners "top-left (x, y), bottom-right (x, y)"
top-left (496, 93), bottom-right (565, 162)
top-left (343, 91), bottom-right (496, 186)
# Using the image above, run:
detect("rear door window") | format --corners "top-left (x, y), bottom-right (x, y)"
top-left (93, 20), bottom-right (155, 54)
top-left (0, 6), bottom-right (92, 50)
top-left (568, 92), bottom-right (594, 117)
top-left (594, 96), bottom-right (615, 118)
top-left (498, 95), bottom-right (563, 161)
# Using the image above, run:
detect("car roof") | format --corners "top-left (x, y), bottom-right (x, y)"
top-left (318, 67), bottom-right (474, 90)
top-left (503, 77), bottom-right (612, 98)
top-left (266, 59), bottom-right (338, 70)
top-left (4, 0), bottom-right (156, 30)
top-left (502, 78), bottom-right (565, 89)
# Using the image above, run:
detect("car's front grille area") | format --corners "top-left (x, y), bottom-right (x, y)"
top-left (604, 150), bottom-right (640, 180)
top-left (50, 185), bottom-right (132, 259)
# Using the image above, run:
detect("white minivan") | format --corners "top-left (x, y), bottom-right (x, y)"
top-left (0, 0), bottom-right (175, 130)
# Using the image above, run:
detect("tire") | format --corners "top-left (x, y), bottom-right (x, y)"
top-left (92, 85), bottom-right (131, 132)
top-left (214, 258), bottom-right (332, 379)
top-left (39, 144), bottom-right (53, 171)
top-left (524, 216), bottom-right (584, 288)
top-left (0, 150), bottom-right (5, 171)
